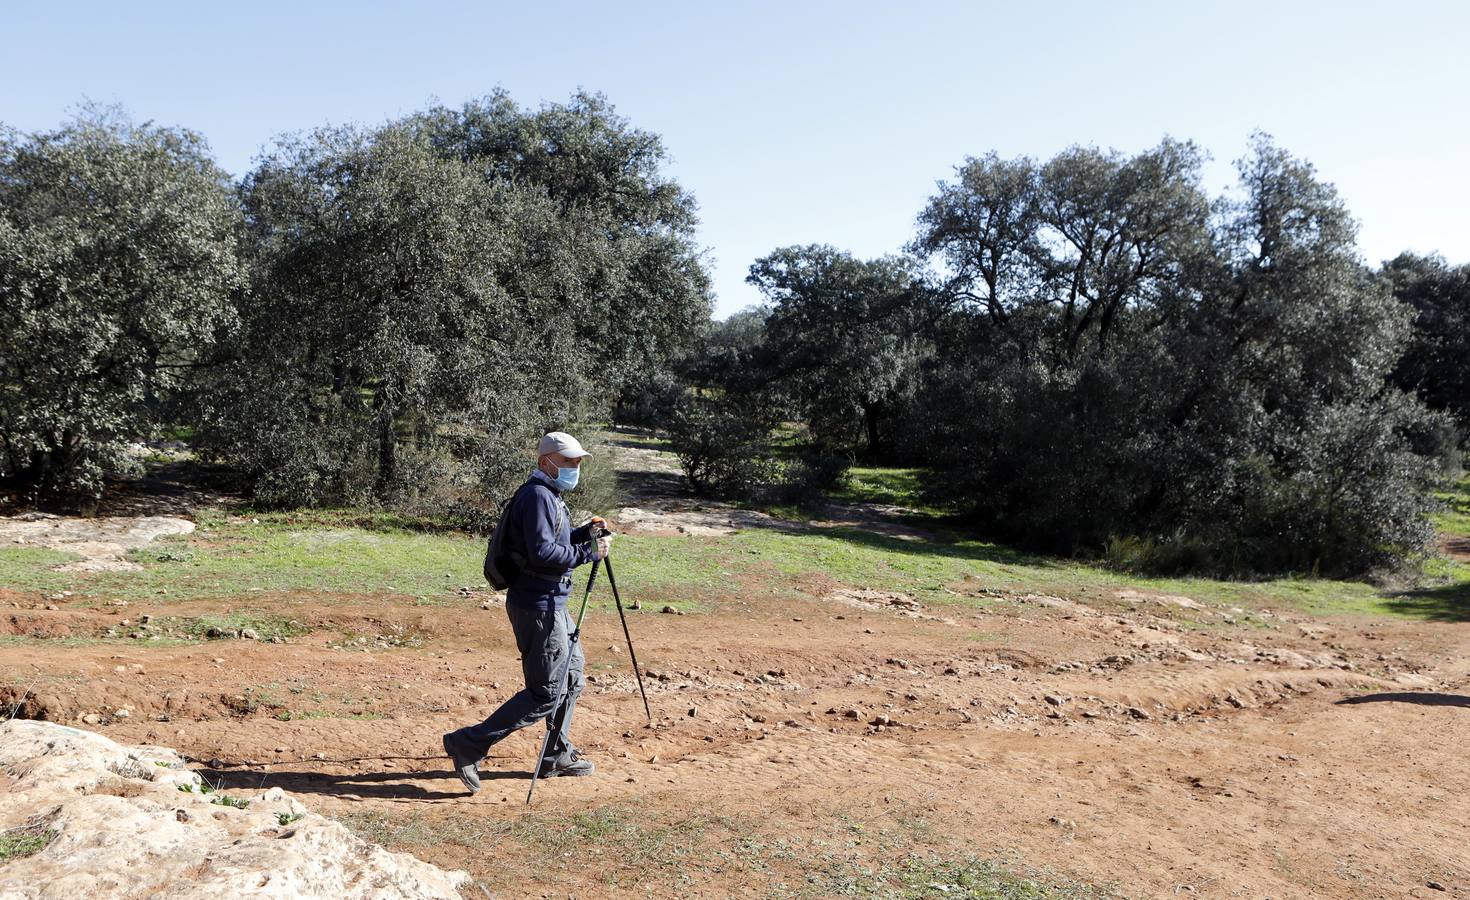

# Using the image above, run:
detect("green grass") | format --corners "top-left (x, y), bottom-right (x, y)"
top-left (338, 803), bottom-right (1109, 898)
top-left (0, 509), bottom-right (486, 603)
top-left (277, 709), bottom-right (385, 721)
top-left (2, 467), bottom-right (1466, 623)
top-left (894, 856), bottom-right (1115, 899)
top-left (0, 824), bottom-right (56, 862)
top-left (1434, 474), bottom-right (1470, 539)
top-left (832, 467), bottom-right (932, 510)
top-left (0, 548), bottom-right (84, 591)
top-left (149, 612), bottom-right (311, 642)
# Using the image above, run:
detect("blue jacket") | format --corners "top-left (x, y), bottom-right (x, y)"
top-left (504, 470), bottom-right (597, 610)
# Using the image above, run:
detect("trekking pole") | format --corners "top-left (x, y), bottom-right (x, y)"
top-left (602, 553), bottom-right (653, 724)
top-left (526, 558), bottom-right (600, 805)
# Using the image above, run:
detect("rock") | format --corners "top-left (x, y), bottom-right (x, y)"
top-left (1044, 695), bottom-right (1066, 706)
top-left (0, 720), bottom-right (469, 898)
top-left (843, 707), bottom-right (863, 720)
top-left (81, 713), bottom-right (102, 726)
top-left (687, 706), bottom-right (698, 718)
top-left (870, 714), bottom-right (891, 727)
top-left (660, 605), bottom-right (683, 615)
top-left (240, 628), bottom-right (260, 641)
top-left (113, 709), bottom-right (130, 719)
top-left (1428, 880), bottom-right (1447, 891)
top-left (1126, 706), bottom-right (1151, 720)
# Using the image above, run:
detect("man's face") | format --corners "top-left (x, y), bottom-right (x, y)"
top-left (543, 452), bottom-right (583, 473)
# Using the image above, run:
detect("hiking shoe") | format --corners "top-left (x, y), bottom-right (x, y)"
top-left (442, 732), bottom-right (481, 794)
top-left (538, 749), bottom-right (595, 778)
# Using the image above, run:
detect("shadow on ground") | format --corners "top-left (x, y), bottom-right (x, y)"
top-left (1386, 579), bottom-right (1470, 622)
top-left (1337, 692), bottom-right (1470, 708)
top-left (203, 756), bottom-right (529, 802)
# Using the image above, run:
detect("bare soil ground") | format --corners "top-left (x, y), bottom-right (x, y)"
top-left (4, 446), bottom-right (1469, 897)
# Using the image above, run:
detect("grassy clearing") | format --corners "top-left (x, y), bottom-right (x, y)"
top-left (2, 466), bottom-right (1465, 622)
top-left (0, 548), bottom-right (83, 592)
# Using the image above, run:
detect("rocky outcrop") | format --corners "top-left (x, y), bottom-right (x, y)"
top-left (0, 721), bottom-right (469, 899)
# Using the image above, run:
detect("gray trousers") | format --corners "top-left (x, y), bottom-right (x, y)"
top-left (453, 603), bottom-right (584, 766)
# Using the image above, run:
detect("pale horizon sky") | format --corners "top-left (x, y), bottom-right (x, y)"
top-left (6, 1), bottom-right (1467, 318)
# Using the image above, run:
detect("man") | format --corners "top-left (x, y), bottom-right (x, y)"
top-left (442, 431), bottom-right (612, 794)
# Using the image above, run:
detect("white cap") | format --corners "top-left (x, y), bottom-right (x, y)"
top-left (537, 431), bottom-right (590, 459)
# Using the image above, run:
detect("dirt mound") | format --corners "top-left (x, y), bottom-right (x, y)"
top-left (0, 720), bottom-right (470, 898)
top-left (0, 512), bottom-right (195, 572)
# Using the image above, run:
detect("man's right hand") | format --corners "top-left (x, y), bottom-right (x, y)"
top-left (594, 533), bottom-right (614, 560)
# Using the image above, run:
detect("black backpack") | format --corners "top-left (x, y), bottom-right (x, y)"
top-left (483, 481), bottom-right (565, 590)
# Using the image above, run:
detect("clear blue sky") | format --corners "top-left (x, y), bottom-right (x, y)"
top-left (6, 1), bottom-right (1467, 317)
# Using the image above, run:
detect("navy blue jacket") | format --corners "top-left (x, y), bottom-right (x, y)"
top-left (504, 470), bottom-right (597, 610)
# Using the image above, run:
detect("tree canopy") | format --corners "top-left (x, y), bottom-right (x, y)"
top-left (0, 109), bottom-right (243, 497)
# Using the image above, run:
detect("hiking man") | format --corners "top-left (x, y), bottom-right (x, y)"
top-left (442, 431), bottom-right (612, 794)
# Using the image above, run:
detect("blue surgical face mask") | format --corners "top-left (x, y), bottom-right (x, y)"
top-left (553, 464), bottom-right (580, 492)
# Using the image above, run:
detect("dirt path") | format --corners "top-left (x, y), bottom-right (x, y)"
top-left (5, 583), bottom-right (1469, 897)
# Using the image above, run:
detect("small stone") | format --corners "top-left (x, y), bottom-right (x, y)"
top-left (649, 754), bottom-right (659, 763)
top-left (750, 714), bottom-right (767, 724)
top-left (140, 614), bottom-right (153, 624)
top-left (1427, 880), bottom-right (1447, 892)
top-left (626, 776), bottom-right (637, 783)
top-left (870, 714), bottom-right (891, 726)
top-left (113, 709), bottom-right (130, 719)
top-left (81, 713), bottom-right (102, 725)
top-left (44, 604), bottom-right (58, 611)
top-left (1126, 707), bottom-right (1151, 720)
top-left (687, 706), bottom-right (698, 718)
top-left (607, 645), bottom-right (621, 653)
top-left (1044, 695), bottom-right (1066, 706)
top-left (175, 808), bottom-right (191, 823)
top-left (212, 657), bottom-right (225, 664)
top-left (240, 628), bottom-right (260, 641)
top-left (843, 708), bottom-right (863, 720)
top-left (314, 752), bottom-right (326, 760)
top-left (207, 758), bottom-right (225, 770)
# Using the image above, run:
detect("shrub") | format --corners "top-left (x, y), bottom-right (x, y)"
top-left (668, 395), bottom-right (778, 499)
